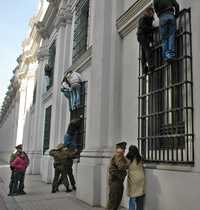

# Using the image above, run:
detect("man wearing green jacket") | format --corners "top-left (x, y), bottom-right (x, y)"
top-left (153, 0), bottom-right (180, 62)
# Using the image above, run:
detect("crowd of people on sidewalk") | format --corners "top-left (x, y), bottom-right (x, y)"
top-left (7, 0), bottom-right (180, 209)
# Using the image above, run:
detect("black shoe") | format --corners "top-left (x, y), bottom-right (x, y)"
top-left (72, 185), bottom-right (76, 191)
top-left (148, 65), bottom-right (154, 72)
top-left (66, 188), bottom-right (72, 193)
top-left (167, 58), bottom-right (176, 64)
top-left (51, 190), bottom-right (57, 193)
top-left (18, 191), bottom-right (26, 195)
top-left (8, 193), bottom-right (13, 196)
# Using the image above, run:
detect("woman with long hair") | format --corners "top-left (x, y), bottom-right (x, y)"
top-left (126, 145), bottom-right (145, 210)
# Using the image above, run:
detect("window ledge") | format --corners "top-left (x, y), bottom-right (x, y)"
top-left (116, 0), bottom-right (151, 38)
top-left (42, 87), bottom-right (53, 103)
top-left (144, 163), bottom-right (193, 172)
top-left (64, 46), bottom-right (92, 76)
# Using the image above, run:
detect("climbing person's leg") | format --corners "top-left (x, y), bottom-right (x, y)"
top-left (160, 13), bottom-right (171, 61)
top-left (167, 17), bottom-right (176, 61)
top-left (64, 133), bottom-right (74, 147)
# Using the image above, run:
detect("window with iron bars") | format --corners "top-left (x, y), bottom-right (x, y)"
top-left (72, 0), bottom-right (89, 63)
top-left (70, 81), bottom-right (88, 151)
top-left (43, 105), bottom-right (52, 154)
top-left (138, 9), bottom-right (194, 165)
top-left (47, 41), bottom-right (56, 90)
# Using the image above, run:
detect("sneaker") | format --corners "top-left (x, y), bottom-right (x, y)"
top-left (8, 193), bottom-right (13, 196)
top-left (18, 191), bottom-right (26, 195)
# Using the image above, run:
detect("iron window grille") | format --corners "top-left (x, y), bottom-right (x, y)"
top-left (72, 0), bottom-right (89, 63)
top-left (70, 81), bottom-right (88, 151)
top-left (138, 9), bottom-right (194, 165)
top-left (43, 105), bottom-right (52, 154)
top-left (47, 41), bottom-right (56, 90)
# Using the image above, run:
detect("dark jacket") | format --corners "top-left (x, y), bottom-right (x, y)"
top-left (49, 148), bottom-right (76, 167)
top-left (108, 155), bottom-right (129, 185)
top-left (137, 15), bottom-right (154, 42)
top-left (67, 119), bottom-right (81, 136)
top-left (153, 0), bottom-right (180, 17)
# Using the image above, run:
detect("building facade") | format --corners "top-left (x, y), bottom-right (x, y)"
top-left (1, 0), bottom-right (200, 209)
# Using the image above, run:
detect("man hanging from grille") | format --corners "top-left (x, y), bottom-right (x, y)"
top-left (106, 142), bottom-right (129, 210)
top-left (137, 7), bottom-right (155, 74)
top-left (153, 0), bottom-right (180, 62)
top-left (49, 143), bottom-right (77, 193)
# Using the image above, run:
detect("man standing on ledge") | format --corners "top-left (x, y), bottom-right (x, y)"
top-left (106, 142), bottom-right (129, 210)
top-left (153, 0), bottom-right (180, 62)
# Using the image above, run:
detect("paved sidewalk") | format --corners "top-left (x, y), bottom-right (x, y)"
top-left (0, 162), bottom-right (104, 210)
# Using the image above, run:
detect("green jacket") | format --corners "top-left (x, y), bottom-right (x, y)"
top-left (49, 148), bottom-right (76, 165)
top-left (153, 0), bottom-right (180, 17)
top-left (108, 155), bottom-right (129, 185)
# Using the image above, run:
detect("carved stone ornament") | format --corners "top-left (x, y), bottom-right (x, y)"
top-left (35, 21), bottom-right (49, 39)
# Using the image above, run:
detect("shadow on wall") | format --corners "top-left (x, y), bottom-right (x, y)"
top-left (144, 169), bottom-right (161, 210)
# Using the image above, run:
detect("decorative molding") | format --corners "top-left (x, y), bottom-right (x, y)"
top-left (55, 6), bottom-right (73, 29)
top-left (64, 46), bottom-right (92, 77)
top-left (37, 47), bottom-right (49, 61)
top-left (116, 0), bottom-right (151, 38)
top-left (42, 87), bottom-right (53, 103)
top-left (36, 21), bottom-right (50, 39)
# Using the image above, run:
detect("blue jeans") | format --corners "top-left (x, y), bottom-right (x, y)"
top-left (129, 196), bottom-right (144, 210)
top-left (64, 133), bottom-right (76, 149)
top-left (159, 13), bottom-right (176, 61)
top-left (61, 88), bottom-right (73, 111)
top-left (71, 85), bottom-right (81, 110)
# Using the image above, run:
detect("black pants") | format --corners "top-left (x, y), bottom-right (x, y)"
top-left (12, 171), bottom-right (25, 193)
top-left (107, 181), bottom-right (124, 210)
top-left (58, 162), bottom-right (76, 187)
top-left (52, 166), bottom-right (69, 192)
top-left (138, 37), bottom-right (153, 74)
top-left (9, 170), bottom-right (15, 194)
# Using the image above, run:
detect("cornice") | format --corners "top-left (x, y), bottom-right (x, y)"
top-left (36, 21), bottom-right (50, 39)
top-left (116, 0), bottom-right (151, 38)
top-left (55, 6), bottom-right (73, 29)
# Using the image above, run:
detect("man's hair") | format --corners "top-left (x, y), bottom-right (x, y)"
top-left (145, 7), bottom-right (154, 14)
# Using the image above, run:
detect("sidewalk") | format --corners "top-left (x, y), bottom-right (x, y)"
top-left (0, 162), bottom-right (104, 210)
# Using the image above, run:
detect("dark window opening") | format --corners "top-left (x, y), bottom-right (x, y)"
top-left (46, 41), bottom-right (56, 90)
top-left (70, 81), bottom-right (88, 151)
top-left (138, 9), bottom-right (194, 164)
top-left (43, 105), bottom-right (52, 154)
top-left (72, 0), bottom-right (89, 63)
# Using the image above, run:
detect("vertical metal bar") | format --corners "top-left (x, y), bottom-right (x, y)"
top-left (189, 9), bottom-right (194, 163)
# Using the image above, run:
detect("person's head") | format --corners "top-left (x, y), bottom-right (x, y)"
top-left (15, 144), bottom-right (23, 153)
top-left (56, 143), bottom-right (65, 151)
top-left (127, 145), bottom-right (142, 164)
top-left (115, 142), bottom-right (127, 156)
top-left (144, 7), bottom-right (154, 17)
